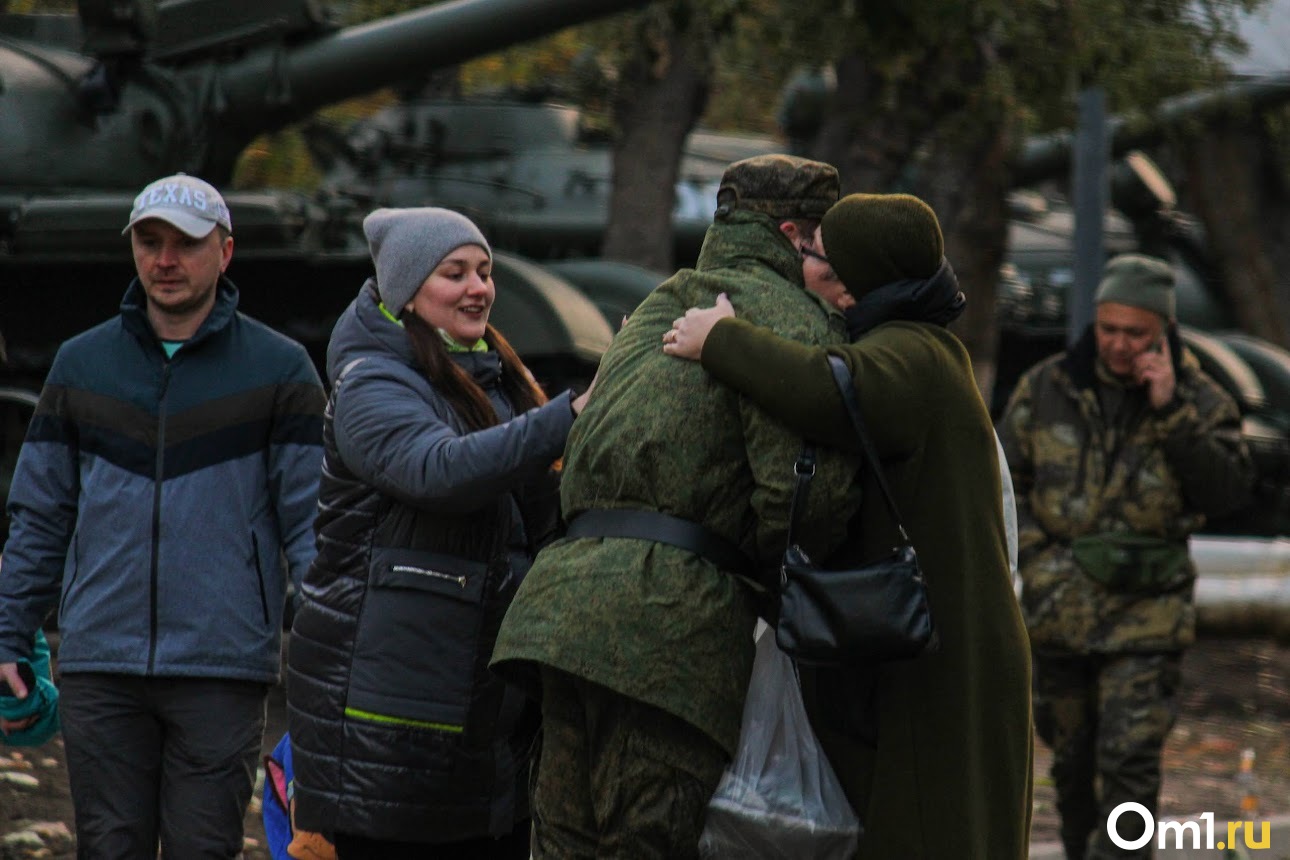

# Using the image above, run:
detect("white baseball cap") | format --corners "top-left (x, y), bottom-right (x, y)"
top-left (122, 173), bottom-right (232, 238)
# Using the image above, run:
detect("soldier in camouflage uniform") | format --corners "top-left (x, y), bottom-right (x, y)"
top-left (998, 253), bottom-right (1254, 859)
top-left (491, 155), bottom-right (861, 859)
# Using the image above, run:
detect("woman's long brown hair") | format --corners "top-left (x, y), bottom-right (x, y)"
top-left (402, 311), bottom-right (548, 432)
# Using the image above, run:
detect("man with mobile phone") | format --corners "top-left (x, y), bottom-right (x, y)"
top-left (998, 252), bottom-right (1255, 859)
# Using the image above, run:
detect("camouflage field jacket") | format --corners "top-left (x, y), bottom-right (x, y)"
top-left (492, 212), bottom-right (860, 755)
top-left (998, 326), bottom-right (1253, 654)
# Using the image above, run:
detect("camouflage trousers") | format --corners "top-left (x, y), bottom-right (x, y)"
top-left (1033, 652), bottom-right (1183, 860)
top-left (531, 668), bottom-right (728, 860)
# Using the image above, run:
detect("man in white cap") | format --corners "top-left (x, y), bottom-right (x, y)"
top-left (999, 253), bottom-right (1254, 860)
top-left (0, 173), bottom-right (325, 857)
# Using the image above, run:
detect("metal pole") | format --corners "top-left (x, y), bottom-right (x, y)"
top-left (1069, 87), bottom-right (1109, 347)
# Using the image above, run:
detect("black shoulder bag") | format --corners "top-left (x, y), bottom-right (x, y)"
top-left (775, 356), bottom-right (939, 666)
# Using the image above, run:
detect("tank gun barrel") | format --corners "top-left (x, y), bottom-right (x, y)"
top-left (197, 0), bottom-right (647, 176)
top-left (0, 0), bottom-right (648, 189)
top-left (212, 0), bottom-right (645, 134)
top-left (1015, 72), bottom-right (1290, 187)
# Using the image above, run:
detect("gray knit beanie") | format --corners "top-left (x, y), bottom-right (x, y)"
top-left (1095, 253), bottom-right (1175, 320)
top-left (362, 207), bottom-right (491, 316)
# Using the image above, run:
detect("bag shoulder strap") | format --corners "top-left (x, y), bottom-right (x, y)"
top-left (825, 355), bottom-right (910, 543)
top-left (784, 355), bottom-right (913, 549)
top-left (785, 443), bottom-right (816, 549)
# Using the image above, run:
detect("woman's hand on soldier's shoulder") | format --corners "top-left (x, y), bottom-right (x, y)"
top-left (662, 293), bottom-right (735, 361)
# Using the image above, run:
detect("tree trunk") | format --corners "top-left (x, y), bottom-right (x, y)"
top-left (1259, 110), bottom-right (1290, 333)
top-left (812, 52), bottom-right (935, 194)
top-left (602, 18), bottom-right (709, 272)
top-left (807, 42), bottom-right (1012, 394)
top-left (1181, 118), bottom-right (1289, 347)
top-left (922, 130), bottom-right (1013, 396)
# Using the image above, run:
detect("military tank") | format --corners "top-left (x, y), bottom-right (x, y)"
top-left (0, 0), bottom-right (667, 401)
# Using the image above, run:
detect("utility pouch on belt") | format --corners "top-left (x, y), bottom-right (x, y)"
top-left (1071, 533), bottom-right (1192, 594)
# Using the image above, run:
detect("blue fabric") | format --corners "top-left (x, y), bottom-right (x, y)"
top-left (0, 278), bottom-right (324, 682)
top-left (0, 630), bottom-right (60, 747)
top-left (262, 732), bottom-right (294, 860)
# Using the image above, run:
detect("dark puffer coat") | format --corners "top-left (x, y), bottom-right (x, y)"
top-left (287, 282), bottom-right (573, 842)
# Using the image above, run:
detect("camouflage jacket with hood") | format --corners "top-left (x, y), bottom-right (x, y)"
top-left (998, 326), bottom-right (1253, 654)
top-left (491, 211), bottom-right (860, 756)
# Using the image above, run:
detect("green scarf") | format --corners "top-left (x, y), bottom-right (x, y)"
top-left (379, 301), bottom-right (487, 352)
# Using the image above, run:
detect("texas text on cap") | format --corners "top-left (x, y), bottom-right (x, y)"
top-left (122, 173), bottom-right (233, 238)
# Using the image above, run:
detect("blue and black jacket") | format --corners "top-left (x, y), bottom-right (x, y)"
top-left (0, 277), bottom-right (325, 682)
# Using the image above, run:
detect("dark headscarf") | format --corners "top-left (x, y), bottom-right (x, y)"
top-left (842, 258), bottom-right (967, 340)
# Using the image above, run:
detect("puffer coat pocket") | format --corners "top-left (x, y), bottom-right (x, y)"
top-left (346, 547), bottom-right (489, 734)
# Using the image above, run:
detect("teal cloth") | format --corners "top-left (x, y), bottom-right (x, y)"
top-left (0, 630), bottom-right (60, 747)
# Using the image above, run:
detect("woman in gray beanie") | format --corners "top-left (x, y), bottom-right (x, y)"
top-left (287, 207), bottom-right (590, 859)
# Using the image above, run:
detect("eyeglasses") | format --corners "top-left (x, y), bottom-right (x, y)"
top-left (800, 246), bottom-right (830, 265)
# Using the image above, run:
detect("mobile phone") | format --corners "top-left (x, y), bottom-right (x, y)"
top-left (0, 662), bottom-right (36, 698)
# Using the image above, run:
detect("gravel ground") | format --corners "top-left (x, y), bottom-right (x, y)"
top-left (4, 636), bottom-right (1288, 858)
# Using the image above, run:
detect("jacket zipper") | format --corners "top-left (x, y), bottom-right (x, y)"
top-left (147, 361), bottom-right (172, 675)
top-left (251, 533), bottom-right (270, 626)
top-left (391, 564), bottom-right (467, 589)
top-left (57, 533), bottom-right (79, 624)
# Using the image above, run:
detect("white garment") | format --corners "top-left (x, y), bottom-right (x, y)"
top-left (994, 431), bottom-right (1021, 598)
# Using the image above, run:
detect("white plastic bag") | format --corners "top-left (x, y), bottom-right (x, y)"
top-left (699, 621), bottom-right (861, 859)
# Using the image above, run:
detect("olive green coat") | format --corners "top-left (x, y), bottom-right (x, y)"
top-left (997, 327), bottom-right (1253, 654)
top-left (491, 212), bottom-right (860, 755)
top-left (701, 317), bottom-right (1034, 860)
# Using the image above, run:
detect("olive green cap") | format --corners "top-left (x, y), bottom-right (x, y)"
top-left (715, 154), bottom-right (839, 221)
top-left (1095, 253), bottom-right (1175, 320)
top-left (821, 193), bottom-right (944, 297)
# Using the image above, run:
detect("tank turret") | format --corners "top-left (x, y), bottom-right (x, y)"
top-left (304, 97), bottom-right (780, 267)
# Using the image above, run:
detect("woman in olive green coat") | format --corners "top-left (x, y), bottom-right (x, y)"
top-left (665, 193), bottom-right (1033, 860)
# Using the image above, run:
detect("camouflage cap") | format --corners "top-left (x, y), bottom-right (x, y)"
top-left (715, 154), bottom-right (839, 221)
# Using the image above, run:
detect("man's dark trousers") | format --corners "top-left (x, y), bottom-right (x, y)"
top-left (60, 673), bottom-right (267, 859)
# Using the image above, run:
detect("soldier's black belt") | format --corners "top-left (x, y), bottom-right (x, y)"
top-left (565, 509), bottom-right (764, 591)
